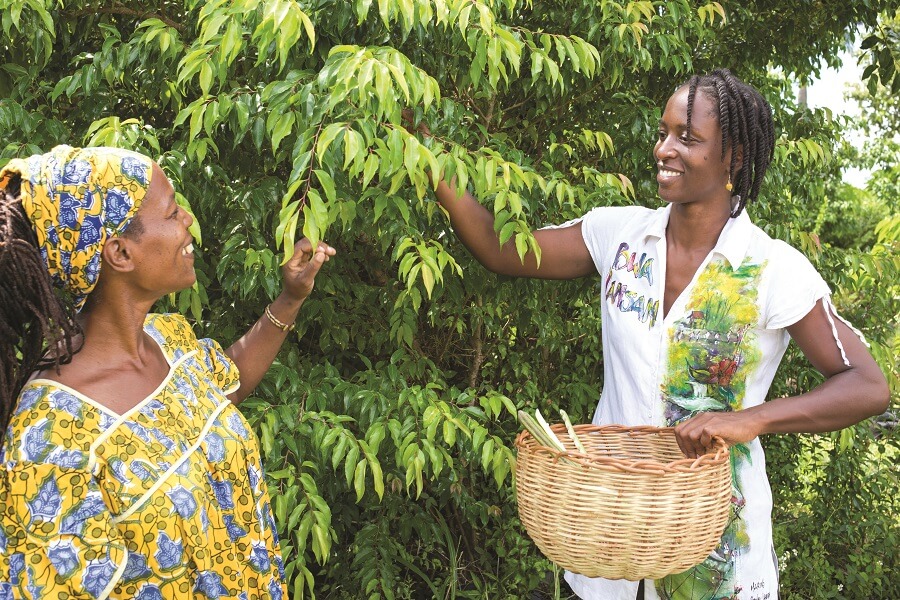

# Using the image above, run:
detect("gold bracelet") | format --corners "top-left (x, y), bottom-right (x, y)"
top-left (264, 304), bottom-right (295, 332)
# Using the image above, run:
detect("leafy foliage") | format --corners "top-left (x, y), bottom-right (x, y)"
top-left (0, 1), bottom-right (896, 598)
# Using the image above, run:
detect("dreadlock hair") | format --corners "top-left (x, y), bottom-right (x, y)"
top-left (0, 174), bottom-right (83, 446)
top-left (683, 68), bottom-right (776, 217)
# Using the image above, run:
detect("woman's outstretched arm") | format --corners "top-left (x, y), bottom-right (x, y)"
top-left (224, 237), bottom-right (335, 403)
top-left (432, 177), bottom-right (595, 279)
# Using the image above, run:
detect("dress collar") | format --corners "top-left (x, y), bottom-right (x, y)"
top-left (645, 204), bottom-right (753, 270)
top-left (644, 205), bottom-right (670, 241)
top-left (714, 209), bottom-right (754, 269)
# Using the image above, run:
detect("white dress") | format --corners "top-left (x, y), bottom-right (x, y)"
top-left (563, 205), bottom-right (860, 600)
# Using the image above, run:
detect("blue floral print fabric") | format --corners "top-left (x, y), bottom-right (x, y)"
top-left (0, 314), bottom-right (287, 599)
top-left (0, 145), bottom-right (152, 311)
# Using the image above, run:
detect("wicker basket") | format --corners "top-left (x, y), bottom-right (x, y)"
top-left (514, 424), bottom-right (731, 581)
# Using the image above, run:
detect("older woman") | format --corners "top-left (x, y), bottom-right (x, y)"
top-left (0, 145), bottom-right (334, 599)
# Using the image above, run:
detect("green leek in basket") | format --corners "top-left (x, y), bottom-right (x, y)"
top-left (534, 409), bottom-right (565, 451)
top-left (518, 409), bottom-right (589, 465)
top-left (518, 410), bottom-right (565, 452)
top-left (559, 409), bottom-right (587, 454)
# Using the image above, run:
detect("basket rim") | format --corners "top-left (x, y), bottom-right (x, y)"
top-left (514, 424), bottom-right (729, 474)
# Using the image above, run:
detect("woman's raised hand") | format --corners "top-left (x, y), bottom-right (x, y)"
top-left (401, 108), bottom-right (431, 137)
top-left (222, 238), bottom-right (335, 403)
top-left (281, 237), bottom-right (336, 303)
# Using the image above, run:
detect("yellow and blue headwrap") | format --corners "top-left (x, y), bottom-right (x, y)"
top-left (0, 145), bottom-right (153, 311)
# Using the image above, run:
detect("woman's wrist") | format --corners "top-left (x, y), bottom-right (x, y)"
top-left (738, 403), bottom-right (771, 438)
top-left (266, 293), bottom-right (304, 331)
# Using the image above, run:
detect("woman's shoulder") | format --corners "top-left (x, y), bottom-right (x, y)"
top-left (144, 312), bottom-right (194, 337)
top-left (583, 203), bottom-right (658, 219)
top-left (582, 203), bottom-right (663, 230)
top-left (144, 312), bottom-right (200, 357)
top-left (3, 382), bottom-right (115, 469)
top-left (580, 204), bottom-right (665, 249)
top-left (745, 227), bottom-right (821, 274)
top-left (144, 313), bottom-right (239, 393)
top-left (743, 230), bottom-right (831, 329)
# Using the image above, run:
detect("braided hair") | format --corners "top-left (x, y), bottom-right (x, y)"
top-left (0, 174), bottom-right (83, 445)
top-left (683, 68), bottom-right (776, 217)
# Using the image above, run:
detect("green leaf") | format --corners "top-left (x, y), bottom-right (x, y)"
top-left (199, 62), bottom-right (214, 94)
top-left (355, 0), bottom-right (374, 23)
top-left (403, 136), bottom-right (420, 177)
top-left (314, 169), bottom-right (336, 202)
top-left (271, 111), bottom-right (295, 154)
top-left (368, 454), bottom-right (384, 500)
top-left (421, 263), bottom-right (435, 298)
top-left (498, 221), bottom-right (516, 246)
top-left (343, 128), bottom-right (362, 170)
top-left (316, 122), bottom-right (345, 163)
top-left (299, 9), bottom-right (316, 51)
top-left (514, 231), bottom-right (528, 262)
top-left (301, 189), bottom-right (329, 248)
top-left (312, 523), bottom-right (330, 564)
top-left (353, 459), bottom-right (367, 501)
top-left (362, 153), bottom-right (379, 188)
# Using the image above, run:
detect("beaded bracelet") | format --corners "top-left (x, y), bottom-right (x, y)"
top-left (264, 304), bottom-right (295, 332)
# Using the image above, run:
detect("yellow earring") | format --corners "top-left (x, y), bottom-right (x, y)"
top-left (725, 177), bottom-right (733, 192)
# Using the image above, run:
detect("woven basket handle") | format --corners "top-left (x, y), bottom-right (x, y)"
top-left (632, 426), bottom-right (730, 462)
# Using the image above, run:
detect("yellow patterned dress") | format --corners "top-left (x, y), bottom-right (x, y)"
top-left (0, 314), bottom-right (287, 599)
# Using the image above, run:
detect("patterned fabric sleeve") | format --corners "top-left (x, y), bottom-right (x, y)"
top-left (0, 463), bottom-right (128, 600)
top-left (146, 313), bottom-right (241, 394)
top-left (144, 313), bottom-right (198, 362)
top-left (196, 337), bottom-right (241, 395)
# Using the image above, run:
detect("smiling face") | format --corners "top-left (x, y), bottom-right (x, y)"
top-left (122, 163), bottom-right (196, 295)
top-left (654, 85), bottom-right (734, 210)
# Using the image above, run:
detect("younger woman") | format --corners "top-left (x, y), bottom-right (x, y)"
top-left (423, 69), bottom-right (889, 600)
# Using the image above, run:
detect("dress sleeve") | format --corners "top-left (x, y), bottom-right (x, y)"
top-left (580, 206), bottom-right (649, 275)
top-left (146, 313), bottom-right (241, 394)
top-left (196, 337), bottom-right (241, 395)
top-left (762, 240), bottom-right (832, 330)
top-left (1, 463), bottom-right (128, 600)
top-left (762, 240), bottom-right (867, 367)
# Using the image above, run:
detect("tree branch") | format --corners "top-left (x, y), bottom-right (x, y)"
top-left (64, 4), bottom-right (186, 33)
top-left (468, 295), bottom-right (484, 389)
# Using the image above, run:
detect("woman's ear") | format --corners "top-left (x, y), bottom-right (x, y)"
top-left (101, 237), bottom-right (136, 273)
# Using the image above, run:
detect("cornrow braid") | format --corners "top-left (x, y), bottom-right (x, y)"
top-left (0, 174), bottom-right (83, 446)
top-left (683, 68), bottom-right (775, 217)
top-left (685, 75), bottom-right (698, 146)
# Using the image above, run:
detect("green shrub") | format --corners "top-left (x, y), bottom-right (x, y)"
top-left (1, 1), bottom-right (896, 597)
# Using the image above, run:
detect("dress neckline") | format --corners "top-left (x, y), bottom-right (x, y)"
top-left (22, 326), bottom-right (185, 419)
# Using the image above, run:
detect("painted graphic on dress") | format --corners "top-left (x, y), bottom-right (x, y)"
top-left (604, 241), bottom-right (660, 328)
top-left (657, 259), bottom-right (765, 600)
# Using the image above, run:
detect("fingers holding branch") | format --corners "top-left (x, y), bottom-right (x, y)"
top-left (281, 238), bottom-right (336, 302)
top-left (401, 108), bottom-right (431, 137)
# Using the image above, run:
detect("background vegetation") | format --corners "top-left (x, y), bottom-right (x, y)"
top-left (1, 1), bottom-right (897, 598)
